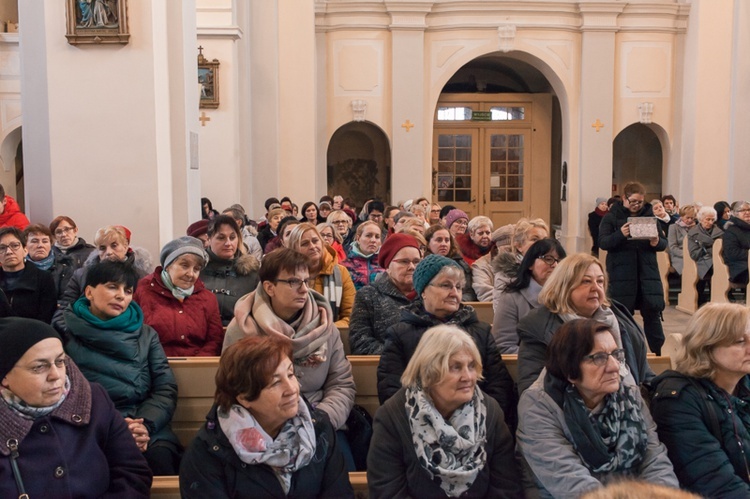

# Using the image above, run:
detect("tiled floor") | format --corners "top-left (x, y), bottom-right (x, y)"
top-left (631, 305), bottom-right (691, 354)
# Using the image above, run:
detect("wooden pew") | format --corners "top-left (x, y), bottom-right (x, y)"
top-left (340, 326), bottom-right (350, 355)
top-left (711, 239), bottom-right (730, 304)
top-left (656, 249), bottom-right (671, 305)
top-left (676, 240), bottom-right (698, 315)
top-left (464, 301), bottom-right (494, 324)
top-left (662, 333), bottom-right (683, 370)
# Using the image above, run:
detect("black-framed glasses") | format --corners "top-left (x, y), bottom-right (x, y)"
top-left (429, 282), bottom-right (463, 292)
top-left (584, 348), bottom-right (625, 367)
top-left (0, 242), bottom-right (22, 253)
top-left (275, 278), bottom-right (314, 290)
top-left (538, 255), bottom-right (560, 266)
top-left (54, 226), bottom-right (75, 236)
top-left (626, 198), bottom-right (643, 206)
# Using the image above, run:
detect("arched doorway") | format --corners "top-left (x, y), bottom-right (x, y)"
top-left (0, 127), bottom-right (23, 208)
top-left (433, 55), bottom-right (562, 227)
top-left (612, 124), bottom-right (663, 200)
top-left (327, 122), bottom-right (391, 206)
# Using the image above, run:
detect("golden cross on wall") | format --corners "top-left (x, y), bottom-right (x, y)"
top-left (199, 112), bottom-right (211, 127)
top-left (401, 120), bottom-right (414, 132)
top-left (591, 119), bottom-right (604, 132)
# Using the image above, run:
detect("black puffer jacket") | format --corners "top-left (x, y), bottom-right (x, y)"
top-left (516, 301), bottom-right (653, 394)
top-left (377, 301), bottom-right (518, 431)
top-left (0, 264), bottom-right (57, 323)
top-left (722, 216), bottom-right (750, 284)
top-left (598, 201), bottom-right (667, 312)
top-left (199, 250), bottom-right (260, 325)
top-left (51, 237), bottom-right (95, 299)
top-left (650, 371), bottom-right (750, 497)
top-left (180, 402), bottom-right (354, 498)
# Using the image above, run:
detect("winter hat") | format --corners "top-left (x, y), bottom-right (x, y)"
top-left (186, 219), bottom-right (209, 239)
top-left (378, 233), bottom-right (421, 268)
top-left (492, 224), bottom-right (515, 247)
top-left (115, 225), bottom-right (132, 244)
top-left (160, 236), bottom-right (209, 268)
top-left (413, 254), bottom-right (459, 295)
top-left (444, 209), bottom-right (469, 229)
top-left (0, 318), bottom-right (62, 379)
top-left (595, 197), bottom-right (608, 207)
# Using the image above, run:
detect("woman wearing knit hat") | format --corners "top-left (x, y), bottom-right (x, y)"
top-left (349, 233), bottom-right (422, 355)
top-left (377, 254), bottom-right (518, 431)
top-left (424, 224), bottom-right (477, 301)
top-left (0, 317), bottom-right (152, 497)
top-left (444, 208), bottom-right (469, 239)
top-left (588, 197), bottom-right (609, 257)
top-left (133, 236), bottom-right (224, 356)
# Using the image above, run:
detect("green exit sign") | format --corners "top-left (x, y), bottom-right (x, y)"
top-left (471, 111), bottom-right (492, 121)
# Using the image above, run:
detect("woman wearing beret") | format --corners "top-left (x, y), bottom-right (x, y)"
top-left (134, 236), bottom-right (224, 356)
top-left (0, 317), bottom-right (152, 497)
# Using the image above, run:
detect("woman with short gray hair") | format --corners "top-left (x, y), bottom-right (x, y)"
top-left (687, 205), bottom-right (722, 305)
top-left (722, 200), bottom-right (750, 286)
top-left (456, 216), bottom-right (494, 266)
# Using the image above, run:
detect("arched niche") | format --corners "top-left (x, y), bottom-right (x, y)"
top-left (327, 121), bottom-right (391, 206)
top-left (0, 126), bottom-right (23, 204)
top-left (612, 123), bottom-right (665, 199)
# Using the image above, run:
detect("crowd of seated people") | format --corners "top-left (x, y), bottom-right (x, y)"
top-left (3, 186), bottom-right (750, 497)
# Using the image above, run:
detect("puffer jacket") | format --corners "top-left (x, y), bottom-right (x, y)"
top-left (516, 302), bottom-right (653, 394)
top-left (0, 264), bottom-right (57, 323)
top-left (491, 250), bottom-right (522, 316)
top-left (180, 402), bottom-right (354, 498)
top-left (58, 304), bottom-right (179, 447)
top-left (342, 243), bottom-right (384, 291)
top-left (51, 237), bottom-right (95, 298)
top-left (377, 301), bottom-right (518, 431)
top-left (312, 246), bottom-right (355, 328)
top-left (52, 237), bottom-right (96, 271)
top-left (650, 371), bottom-right (750, 497)
top-left (598, 202), bottom-right (667, 312)
top-left (687, 224), bottom-right (723, 279)
top-left (348, 272), bottom-right (412, 355)
top-left (0, 195), bottom-right (29, 229)
top-left (722, 216), bottom-right (750, 284)
top-left (134, 268), bottom-right (224, 356)
top-left (200, 249), bottom-right (260, 325)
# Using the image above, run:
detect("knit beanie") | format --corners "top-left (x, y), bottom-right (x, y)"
top-left (595, 197), bottom-right (608, 207)
top-left (492, 224), bottom-right (515, 247)
top-left (378, 233), bottom-right (421, 268)
top-left (412, 254), bottom-right (459, 295)
top-left (0, 318), bottom-right (62, 379)
top-left (444, 209), bottom-right (469, 229)
top-left (186, 219), bottom-right (209, 239)
top-left (160, 236), bottom-right (209, 268)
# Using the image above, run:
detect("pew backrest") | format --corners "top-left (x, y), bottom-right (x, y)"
top-left (676, 240), bottom-right (698, 315)
top-left (464, 301), bottom-right (493, 324)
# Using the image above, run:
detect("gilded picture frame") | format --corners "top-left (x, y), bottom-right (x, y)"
top-left (66, 0), bottom-right (130, 45)
top-left (198, 51), bottom-right (220, 109)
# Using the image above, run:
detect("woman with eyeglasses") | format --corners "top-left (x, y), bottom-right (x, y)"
top-left (222, 248), bottom-right (356, 467)
top-left (722, 200), bottom-right (750, 287)
top-left (377, 254), bottom-right (517, 431)
top-left (517, 253), bottom-right (653, 395)
top-left (327, 210), bottom-right (354, 250)
top-left (517, 319), bottom-right (677, 496)
top-left (49, 215), bottom-right (95, 274)
top-left (349, 234), bottom-right (422, 355)
top-left (492, 238), bottom-right (566, 354)
top-left (317, 222), bottom-right (346, 263)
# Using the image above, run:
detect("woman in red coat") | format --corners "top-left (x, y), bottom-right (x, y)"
top-left (135, 236), bottom-right (224, 356)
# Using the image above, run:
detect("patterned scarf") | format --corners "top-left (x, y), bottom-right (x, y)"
top-left (1, 376), bottom-right (71, 419)
top-left (218, 397), bottom-right (316, 494)
top-left (405, 385), bottom-right (488, 497)
top-left (160, 268), bottom-right (194, 301)
top-left (27, 253), bottom-right (55, 271)
top-left (545, 373), bottom-right (648, 475)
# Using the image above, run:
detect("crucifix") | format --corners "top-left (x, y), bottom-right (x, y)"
top-left (591, 119), bottom-right (604, 132)
top-left (199, 112), bottom-right (211, 127)
top-left (198, 46), bottom-right (204, 57)
top-left (401, 120), bottom-right (414, 132)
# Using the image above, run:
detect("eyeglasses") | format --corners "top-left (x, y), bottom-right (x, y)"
top-left (453, 220), bottom-right (469, 226)
top-left (538, 255), bottom-right (560, 266)
top-left (584, 348), bottom-right (625, 367)
top-left (331, 220), bottom-right (349, 225)
top-left (0, 242), bottom-right (22, 253)
top-left (738, 209), bottom-right (750, 214)
top-left (626, 198), bottom-right (643, 206)
top-left (275, 278), bottom-right (314, 291)
top-left (430, 209), bottom-right (441, 213)
top-left (391, 258), bottom-right (421, 267)
top-left (429, 282), bottom-right (463, 292)
top-left (321, 233), bottom-right (334, 240)
top-left (17, 357), bottom-right (66, 375)
top-left (54, 226), bottom-right (75, 236)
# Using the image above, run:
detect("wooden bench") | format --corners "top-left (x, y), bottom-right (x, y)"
top-left (676, 241), bottom-right (699, 315)
top-left (656, 249), bottom-right (671, 305)
top-left (464, 301), bottom-right (494, 324)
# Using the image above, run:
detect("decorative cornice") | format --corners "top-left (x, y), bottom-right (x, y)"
top-left (197, 26), bottom-right (243, 40)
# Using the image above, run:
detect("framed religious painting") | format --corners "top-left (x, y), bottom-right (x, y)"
top-left (198, 49), bottom-right (220, 109)
top-left (66, 0), bottom-right (130, 45)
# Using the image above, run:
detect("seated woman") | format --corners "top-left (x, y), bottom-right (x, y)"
top-left (200, 215), bottom-right (260, 326)
top-left (300, 201), bottom-right (325, 225)
top-left (687, 205), bottom-right (722, 305)
top-left (444, 209), bottom-right (469, 240)
top-left (0, 317), bottom-right (152, 497)
top-left (650, 303), bottom-right (750, 496)
top-left (49, 215), bottom-right (95, 272)
top-left (318, 221), bottom-right (346, 263)
top-left (24, 223), bottom-right (75, 300)
top-left (223, 248), bottom-right (355, 439)
top-left (0, 227), bottom-right (57, 323)
top-left (57, 260), bottom-right (181, 475)
top-left (517, 253), bottom-right (652, 394)
top-left (714, 200), bottom-right (732, 230)
top-left (285, 223), bottom-right (355, 328)
top-left (456, 216), bottom-right (494, 266)
top-left (180, 335), bottom-right (353, 497)
top-left (424, 224), bottom-right (476, 301)
top-left (257, 207), bottom-right (286, 253)
top-left (492, 238), bottom-right (566, 354)
top-left (668, 204), bottom-right (697, 276)
top-left (327, 210), bottom-right (354, 251)
top-left (517, 319), bottom-right (677, 496)
top-left (263, 216), bottom-right (300, 255)
top-left (135, 236), bottom-right (224, 356)
top-left (470, 223), bottom-right (515, 302)
top-left (349, 233), bottom-right (422, 355)
top-left (377, 254), bottom-right (517, 429)
top-left (343, 221), bottom-right (384, 290)
top-left (368, 325), bottom-right (521, 498)
top-left (491, 218), bottom-right (549, 294)
top-left (722, 200), bottom-right (750, 286)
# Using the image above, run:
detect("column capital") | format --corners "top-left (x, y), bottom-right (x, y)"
top-left (385, 1), bottom-right (433, 30)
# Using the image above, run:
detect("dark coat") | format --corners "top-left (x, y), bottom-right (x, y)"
top-left (52, 237), bottom-right (96, 269)
top-left (650, 371), bottom-right (750, 497)
top-left (598, 201), bottom-right (667, 312)
top-left (587, 210), bottom-right (605, 253)
top-left (179, 402), bottom-right (354, 498)
top-left (199, 250), bottom-right (260, 326)
top-left (51, 237), bottom-right (95, 298)
top-left (0, 263), bottom-right (57, 323)
top-left (0, 360), bottom-right (151, 498)
top-left (722, 216), bottom-right (750, 284)
top-left (516, 302), bottom-right (653, 394)
top-left (257, 225), bottom-right (276, 253)
top-left (687, 224), bottom-right (723, 279)
top-left (134, 268), bottom-right (224, 356)
top-left (349, 272), bottom-right (412, 355)
top-left (377, 301), bottom-right (518, 431)
top-left (58, 306), bottom-right (179, 447)
top-left (367, 387), bottom-right (522, 499)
